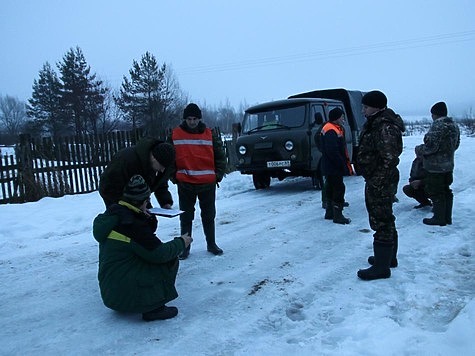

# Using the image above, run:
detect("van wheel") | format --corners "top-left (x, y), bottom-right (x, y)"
top-left (253, 173), bottom-right (271, 189)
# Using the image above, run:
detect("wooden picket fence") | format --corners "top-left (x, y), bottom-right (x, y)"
top-left (0, 129), bottom-right (144, 204)
top-left (0, 127), bottom-right (237, 204)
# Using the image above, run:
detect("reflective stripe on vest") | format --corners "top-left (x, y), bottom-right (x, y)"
top-left (107, 230), bottom-right (131, 243)
top-left (172, 127), bottom-right (216, 184)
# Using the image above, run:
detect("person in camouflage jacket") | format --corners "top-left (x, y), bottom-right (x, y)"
top-left (99, 138), bottom-right (175, 208)
top-left (93, 175), bottom-right (192, 321)
top-left (356, 90), bottom-right (405, 281)
top-left (418, 101), bottom-right (460, 226)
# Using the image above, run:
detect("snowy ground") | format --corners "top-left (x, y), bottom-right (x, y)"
top-left (1, 135), bottom-right (474, 355)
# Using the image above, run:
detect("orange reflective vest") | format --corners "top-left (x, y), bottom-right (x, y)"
top-left (322, 122), bottom-right (354, 175)
top-left (172, 127), bottom-right (216, 184)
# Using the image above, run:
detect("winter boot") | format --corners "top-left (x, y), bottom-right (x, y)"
top-left (142, 305), bottom-right (178, 321)
top-left (368, 234), bottom-right (398, 268)
top-left (445, 192), bottom-right (453, 225)
top-left (358, 243), bottom-right (392, 280)
top-left (423, 197), bottom-right (447, 226)
top-left (324, 201), bottom-right (334, 220)
top-left (203, 221), bottom-right (223, 255)
top-left (179, 222), bottom-right (192, 260)
top-left (332, 203), bottom-right (350, 224)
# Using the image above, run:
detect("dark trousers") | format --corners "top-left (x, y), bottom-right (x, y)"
top-left (326, 175), bottom-right (346, 206)
top-left (424, 172), bottom-right (453, 201)
top-left (177, 183), bottom-right (216, 238)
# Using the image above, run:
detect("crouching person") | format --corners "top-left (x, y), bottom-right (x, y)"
top-left (93, 175), bottom-right (193, 321)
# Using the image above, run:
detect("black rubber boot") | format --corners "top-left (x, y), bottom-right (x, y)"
top-left (368, 234), bottom-right (398, 268)
top-left (446, 193), bottom-right (453, 225)
top-left (423, 198), bottom-right (447, 226)
top-left (142, 305), bottom-right (178, 321)
top-left (324, 202), bottom-right (333, 220)
top-left (358, 243), bottom-right (392, 280)
top-left (332, 203), bottom-right (350, 224)
top-left (203, 221), bottom-right (223, 255)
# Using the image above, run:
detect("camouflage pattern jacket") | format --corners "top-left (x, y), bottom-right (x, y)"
top-left (357, 108), bottom-right (405, 183)
top-left (420, 116), bottom-right (460, 173)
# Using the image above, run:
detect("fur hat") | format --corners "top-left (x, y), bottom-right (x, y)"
top-left (329, 108), bottom-right (344, 121)
top-left (362, 90), bottom-right (387, 109)
top-left (183, 103), bottom-right (202, 120)
top-left (152, 142), bottom-right (175, 169)
top-left (122, 175), bottom-right (150, 202)
top-left (430, 102), bottom-right (448, 117)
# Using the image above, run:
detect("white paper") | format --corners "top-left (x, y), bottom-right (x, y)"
top-left (148, 207), bottom-right (184, 218)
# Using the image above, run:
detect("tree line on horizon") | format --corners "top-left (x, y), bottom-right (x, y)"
top-left (0, 46), bottom-right (246, 144)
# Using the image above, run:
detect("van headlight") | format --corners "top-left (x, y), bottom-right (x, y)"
top-left (284, 140), bottom-right (294, 151)
top-left (238, 145), bottom-right (247, 155)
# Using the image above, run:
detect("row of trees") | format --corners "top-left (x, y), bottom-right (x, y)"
top-left (0, 46), bottom-right (244, 143)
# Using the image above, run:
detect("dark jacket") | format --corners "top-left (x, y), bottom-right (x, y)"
top-left (357, 108), bottom-right (405, 182)
top-left (92, 202), bottom-right (185, 313)
top-left (99, 137), bottom-right (174, 207)
top-left (170, 121), bottom-right (227, 186)
top-left (421, 116), bottom-right (460, 173)
top-left (320, 122), bottom-right (352, 176)
top-left (410, 145), bottom-right (428, 182)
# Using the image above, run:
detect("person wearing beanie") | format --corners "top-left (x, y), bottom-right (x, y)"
top-left (93, 175), bottom-right (192, 321)
top-left (99, 138), bottom-right (175, 209)
top-left (170, 103), bottom-right (227, 259)
top-left (357, 90), bottom-right (406, 281)
top-left (418, 101), bottom-right (460, 226)
top-left (319, 107), bottom-right (354, 224)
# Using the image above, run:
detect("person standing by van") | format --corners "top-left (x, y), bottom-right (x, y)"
top-left (356, 90), bottom-right (405, 281)
top-left (171, 103), bottom-right (227, 259)
top-left (320, 108), bottom-right (354, 224)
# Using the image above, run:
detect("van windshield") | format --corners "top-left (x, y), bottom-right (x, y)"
top-left (242, 105), bottom-right (306, 133)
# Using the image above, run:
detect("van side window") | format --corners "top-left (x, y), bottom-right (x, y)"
top-left (312, 105), bottom-right (325, 126)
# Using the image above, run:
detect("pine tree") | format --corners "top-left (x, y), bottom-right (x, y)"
top-left (116, 52), bottom-right (171, 136)
top-left (27, 62), bottom-right (68, 138)
top-left (58, 46), bottom-right (106, 135)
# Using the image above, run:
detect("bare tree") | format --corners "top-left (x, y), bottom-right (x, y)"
top-left (0, 95), bottom-right (27, 136)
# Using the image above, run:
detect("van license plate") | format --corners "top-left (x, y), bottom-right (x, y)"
top-left (267, 160), bottom-right (290, 168)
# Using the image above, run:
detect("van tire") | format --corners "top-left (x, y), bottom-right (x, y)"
top-left (253, 173), bottom-right (271, 190)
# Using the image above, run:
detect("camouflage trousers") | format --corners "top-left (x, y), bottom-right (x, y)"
top-left (365, 173), bottom-right (399, 245)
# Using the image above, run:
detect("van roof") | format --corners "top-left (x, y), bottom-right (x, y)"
top-left (245, 98), bottom-right (342, 113)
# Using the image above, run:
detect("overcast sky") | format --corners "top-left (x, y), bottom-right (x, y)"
top-left (1, 0), bottom-right (474, 116)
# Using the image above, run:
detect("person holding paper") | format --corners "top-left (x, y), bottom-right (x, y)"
top-left (99, 138), bottom-right (176, 209)
top-left (93, 175), bottom-right (192, 321)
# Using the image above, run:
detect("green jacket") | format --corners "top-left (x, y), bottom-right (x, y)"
top-left (92, 201), bottom-right (185, 313)
top-left (99, 137), bottom-right (174, 207)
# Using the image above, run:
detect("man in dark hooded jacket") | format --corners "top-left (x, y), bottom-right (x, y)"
top-left (356, 90), bottom-right (405, 281)
top-left (99, 138), bottom-right (175, 208)
top-left (419, 101), bottom-right (460, 226)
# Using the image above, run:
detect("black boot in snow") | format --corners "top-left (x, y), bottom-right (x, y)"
top-left (203, 221), bottom-right (224, 255)
top-left (358, 243), bottom-right (392, 280)
top-left (332, 203), bottom-right (350, 224)
top-left (142, 305), bottom-right (178, 321)
top-left (324, 201), bottom-right (334, 220)
top-left (368, 234), bottom-right (398, 268)
top-left (423, 198), bottom-right (447, 226)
